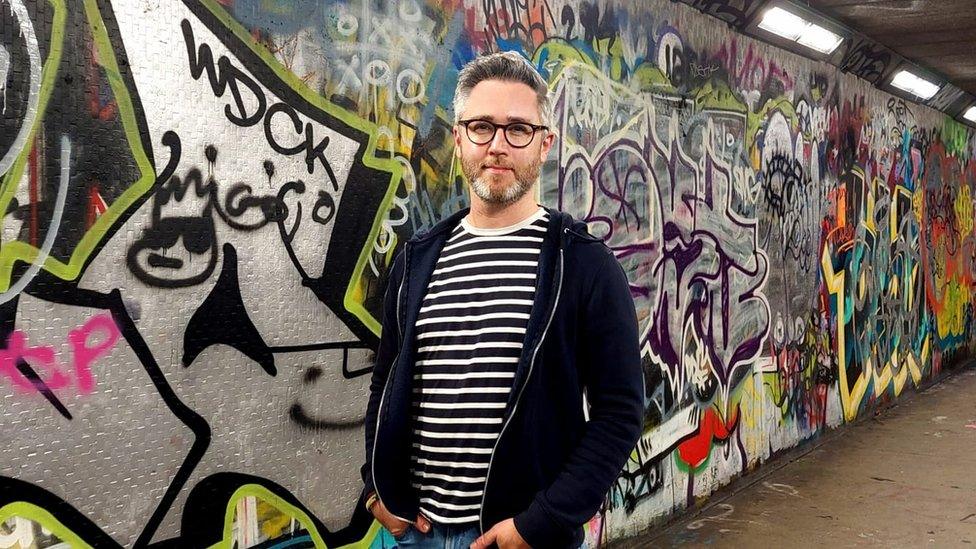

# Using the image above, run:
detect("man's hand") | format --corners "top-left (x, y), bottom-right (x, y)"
top-left (470, 518), bottom-right (530, 549)
top-left (368, 496), bottom-right (430, 539)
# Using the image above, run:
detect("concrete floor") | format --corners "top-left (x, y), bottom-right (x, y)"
top-left (620, 366), bottom-right (976, 548)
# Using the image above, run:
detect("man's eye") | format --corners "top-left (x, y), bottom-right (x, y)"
top-left (508, 124), bottom-right (532, 136)
top-left (470, 121), bottom-right (495, 134)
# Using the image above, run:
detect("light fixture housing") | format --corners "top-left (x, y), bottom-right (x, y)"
top-left (890, 70), bottom-right (942, 100)
top-left (758, 6), bottom-right (845, 54)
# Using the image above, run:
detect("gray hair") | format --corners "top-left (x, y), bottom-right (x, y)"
top-left (453, 52), bottom-right (553, 128)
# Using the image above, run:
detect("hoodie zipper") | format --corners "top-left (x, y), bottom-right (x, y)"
top-left (371, 244), bottom-right (414, 524)
top-left (479, 243), bottom-right (565, 532)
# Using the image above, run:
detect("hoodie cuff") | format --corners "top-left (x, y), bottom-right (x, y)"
top-left (360, 463), bottom-right (375, 497)
top-left (513, 500), bottom-right (577, 548)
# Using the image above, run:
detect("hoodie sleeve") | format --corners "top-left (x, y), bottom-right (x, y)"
top-left (360, 250), bottom-right (405, 497)
top-left (513, 244), bottom-right (645, 547)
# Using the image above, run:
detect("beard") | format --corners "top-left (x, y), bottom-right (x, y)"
top-left (461, 155), bottom-right (542, 205)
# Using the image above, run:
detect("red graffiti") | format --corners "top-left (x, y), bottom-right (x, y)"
top-left (677, 406), bottom-right (738, 470)
top-left (0, 313), bottom-right (121, 395)
top-left (711, 39), bottom-right (795, 93)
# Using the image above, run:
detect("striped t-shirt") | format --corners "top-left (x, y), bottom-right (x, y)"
top-left (409, 207), bottom-right (548, 524)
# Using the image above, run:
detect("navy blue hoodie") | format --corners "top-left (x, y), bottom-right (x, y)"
top-left (361, 206), bottom-right (644, 548)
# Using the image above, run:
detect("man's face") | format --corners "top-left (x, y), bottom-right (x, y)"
top-left (453, 79), bottom-right (555, 205)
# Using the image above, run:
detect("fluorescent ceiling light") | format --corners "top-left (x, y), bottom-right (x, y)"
top-left (758, 7), bottom-right (845, 54)
top-left (890, 70), bottom-right (941, 100)
top-left (796, 24), bottom-right (845, 54)
top-left (964, 106), bottom-right (976, 123)
top-left (759, 7), bottom-right (807, 40)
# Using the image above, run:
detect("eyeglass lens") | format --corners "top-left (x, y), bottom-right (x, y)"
top-left (465, 120), bottom-right (537, 147)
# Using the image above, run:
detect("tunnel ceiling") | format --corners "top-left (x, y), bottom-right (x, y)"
top-left (807, 0), bottom-right (976, 95)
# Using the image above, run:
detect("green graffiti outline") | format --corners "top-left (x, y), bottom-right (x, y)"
top-left (0, 0), bottom-right (158, 293)
top-left (0, 0), bottom-right (69, 291)
top-left (0, 502), bottom-right (93, 548)
top-left (747, 96), bottom-right (799, 155)
top-left (198, 0), bottom-right (403, 336)
top-left (943, 116), bottom-right (972, 158)
top-left (0, 0), bottom-right (158, 292)
top-left (210, 484), bottom-right (385, 549)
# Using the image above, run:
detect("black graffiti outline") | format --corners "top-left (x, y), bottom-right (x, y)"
top-left (182, 19), bottom-right (341, 190)
top-left (124, 131), bottom-right (219, 288)
top-left (2, 0), bottom-right (397, 546)
top-left (839, 38), bottom-right (891, 84)
top-left (0, 476), bottom-right (124, 549)
top-left (179, 472), bottom-right (375, 548)
top-left (15, 251), bottom-right (374, 548)
top-left (481, 0), bottom-right (556, 47)
top-left (181, 1), bottom-right (394, 348)
top-left (9, 269), bottom-right (211, 548)
top-left (679, 0), bottom-right (764, 28)
top-left (125, 130), bottom-right (295, 288)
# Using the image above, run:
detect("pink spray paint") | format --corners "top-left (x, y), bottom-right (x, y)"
top-left (0, 312), bottom-right (121, 395)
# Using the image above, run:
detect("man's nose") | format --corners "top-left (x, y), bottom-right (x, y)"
top-left (487, 128), bottom-right (510, 154)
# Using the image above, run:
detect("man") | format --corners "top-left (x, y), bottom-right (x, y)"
top-left (361, 51), bottom-right (644, 548)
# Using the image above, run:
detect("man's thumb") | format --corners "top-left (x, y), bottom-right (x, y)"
top-left (471, 525), bottom-right (497, 549)
top-left (415, 514), bottom-right (431, 533)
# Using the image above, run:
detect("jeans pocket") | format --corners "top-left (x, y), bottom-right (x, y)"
top-left (393, 525), bottom-right (415, 544)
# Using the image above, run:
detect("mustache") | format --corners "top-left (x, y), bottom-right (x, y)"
top-left (481, 161), bottom-right (513, 170)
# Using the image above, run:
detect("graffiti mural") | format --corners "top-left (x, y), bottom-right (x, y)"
top-left (1, 0), bottom-right (975, 547)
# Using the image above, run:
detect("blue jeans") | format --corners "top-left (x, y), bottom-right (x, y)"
top-left (394, 522), bottom-right (480, 548)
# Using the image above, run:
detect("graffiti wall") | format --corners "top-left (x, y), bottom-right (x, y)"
top-left (1, 0), bottom-right (974, 547)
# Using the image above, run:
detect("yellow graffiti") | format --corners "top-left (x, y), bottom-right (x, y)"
top-left (954, 184), bottom-right (973, 237)
top-left (0, 0), bottom-right (183, 295)
top-left (199, 0), bottom-right (403, 336)
top-left (747, 96), bottom-right (798, 156)
top-left (825, 176), bottom-right (931, 420)
top-left (1, 486), bottom-right (393, 549)
top-left (212, 484), bottom-right (385, 549)
top-left (822, 229), bottom-right (867, 423)
top-left (936, 277), bottom-right (971, 340)
top-left (0, 502), bottom-right (92, 549)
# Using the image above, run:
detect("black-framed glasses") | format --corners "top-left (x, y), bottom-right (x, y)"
top-left (457, 119), bottom-right (548, 148)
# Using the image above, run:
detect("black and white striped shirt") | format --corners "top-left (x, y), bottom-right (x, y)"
top-left (409, 207), bottom-right (548, 524)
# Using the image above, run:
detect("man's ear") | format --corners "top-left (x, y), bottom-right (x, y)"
top-left (452, 125), bottom-right (463, 159)
top-left (539, 129), bottom-right (557, 161)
